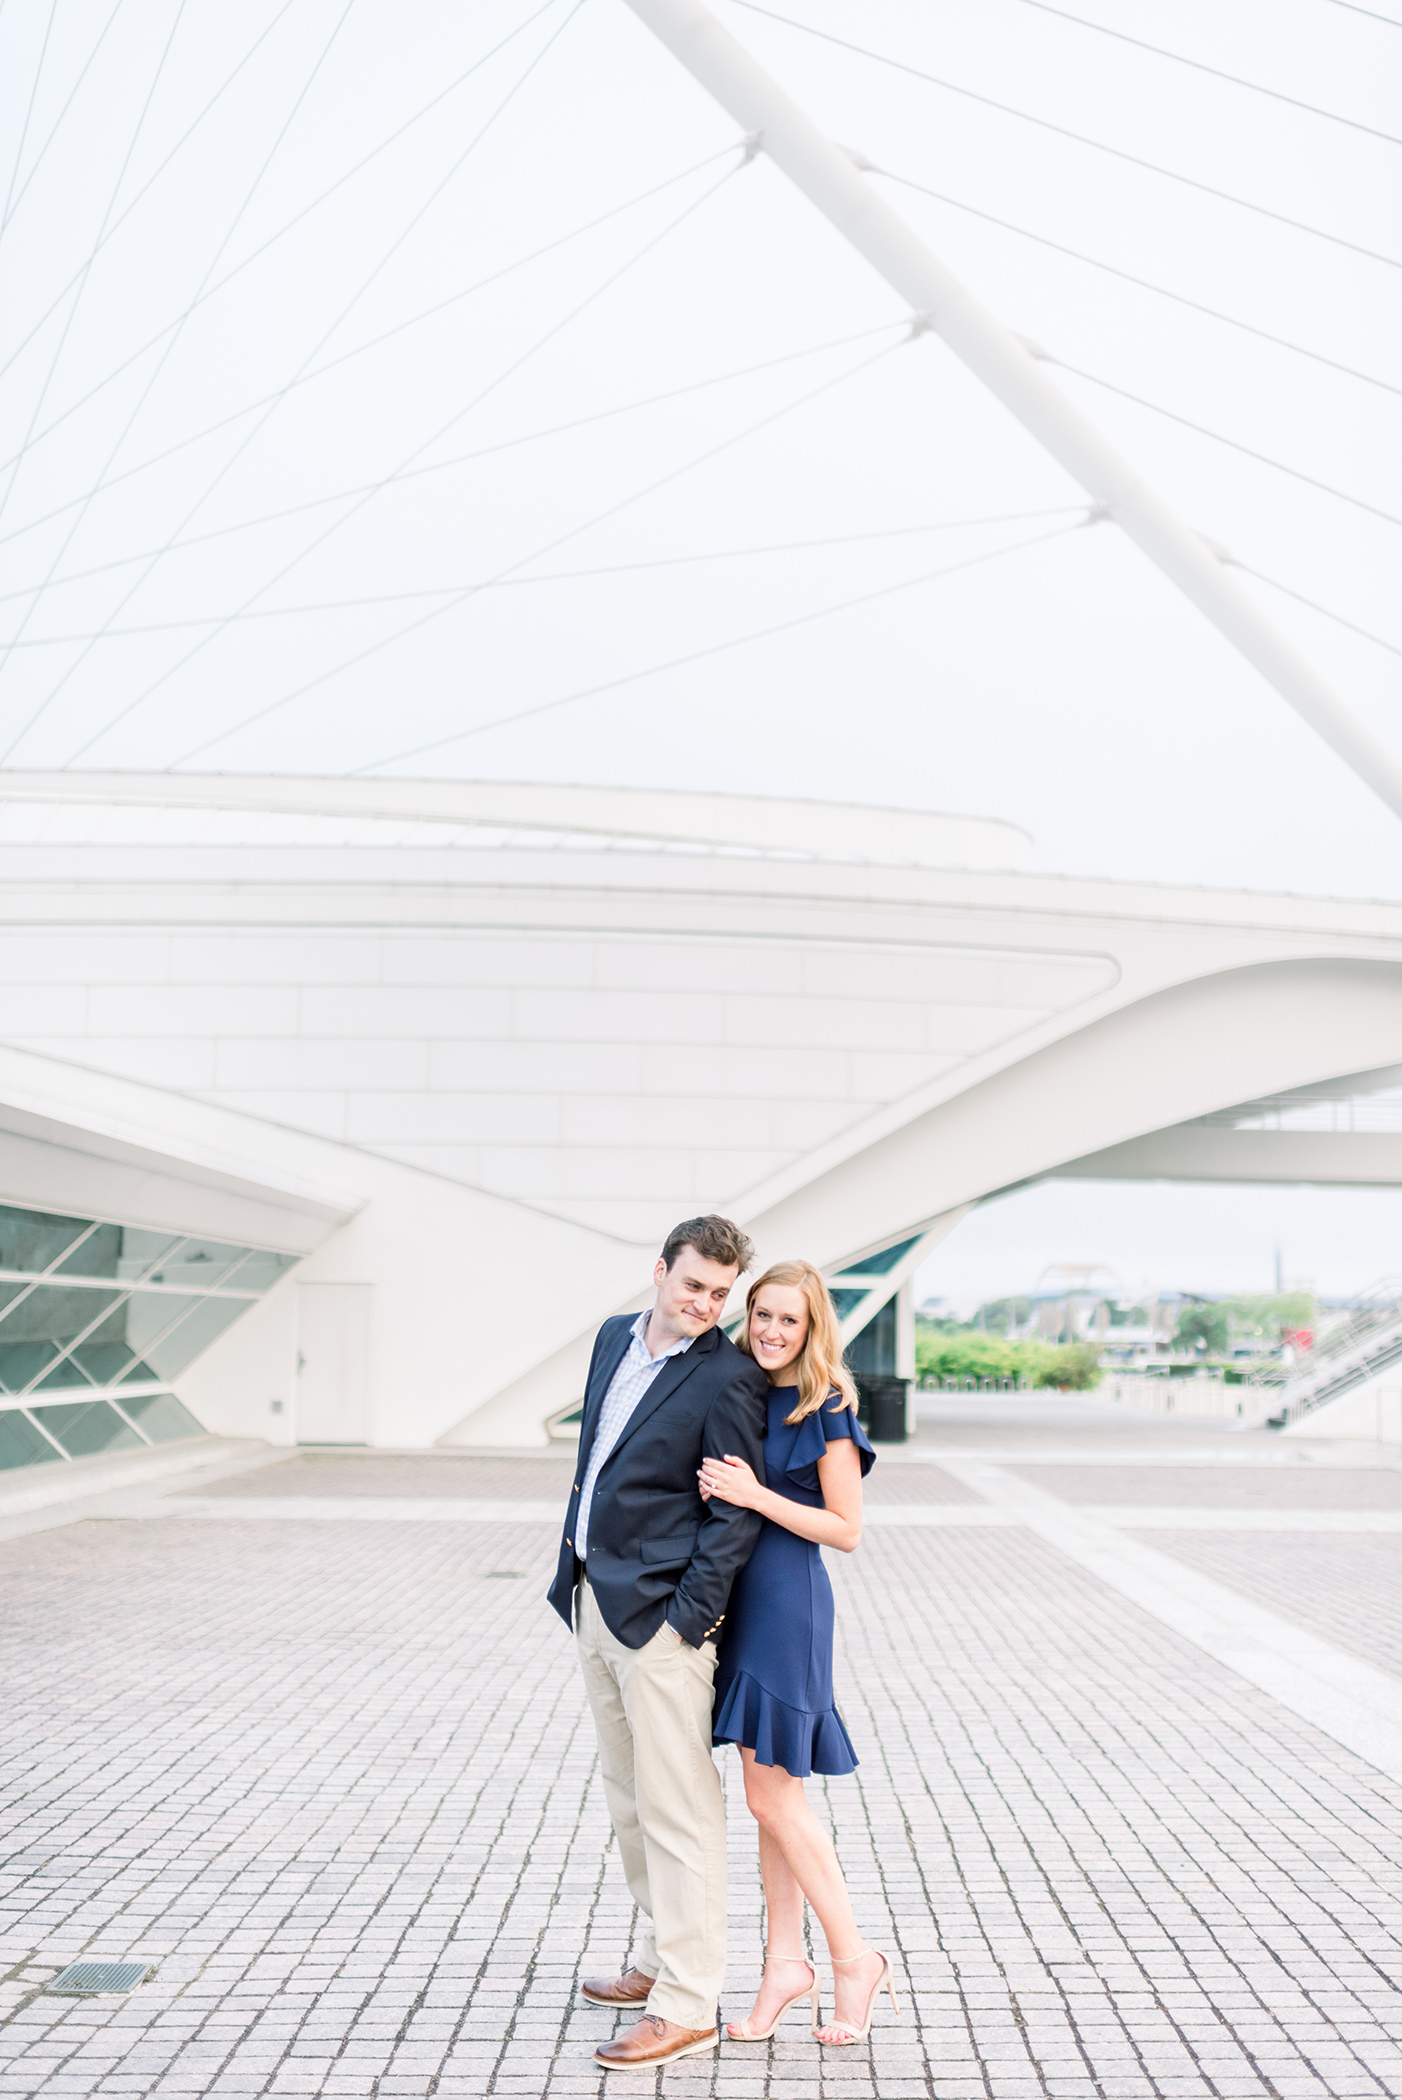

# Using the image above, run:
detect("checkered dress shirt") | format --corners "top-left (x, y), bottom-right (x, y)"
top-left (574, 1309), bottom-right (694, 1558)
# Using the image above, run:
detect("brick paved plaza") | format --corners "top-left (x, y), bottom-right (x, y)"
top-left (3, 1399), bottom-right (1402, 2098)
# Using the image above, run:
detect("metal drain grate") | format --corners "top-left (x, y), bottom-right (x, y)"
top-left (47, 1961), bottom-right (153, 1995)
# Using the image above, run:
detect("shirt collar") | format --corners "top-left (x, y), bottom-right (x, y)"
top-left (631, 1305), bottom-right (695, 1362)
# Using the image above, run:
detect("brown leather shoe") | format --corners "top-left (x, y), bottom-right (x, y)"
top-left (579, 1966), bottom-right (655, 2008)
top-left (594, 2014), bottom-right (718, 2068)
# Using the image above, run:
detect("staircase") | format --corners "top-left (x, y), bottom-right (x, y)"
top-left (1240, 1276), bottom-right (1402, 1428)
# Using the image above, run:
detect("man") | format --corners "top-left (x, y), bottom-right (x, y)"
top-left (547, 1214), bottom-right (769, 2070)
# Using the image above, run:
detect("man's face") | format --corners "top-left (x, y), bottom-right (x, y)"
top-left (652, 1246), bottom-right (740, 1341)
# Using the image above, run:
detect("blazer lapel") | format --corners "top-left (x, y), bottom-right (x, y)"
top-left (607, 1326), bottom-right (718, 1460)
top-left (577, 1318), bottom-right (635, 1465)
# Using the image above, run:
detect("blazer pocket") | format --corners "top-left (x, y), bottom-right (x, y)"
top-left (639, 1531), bottom-right (699, 1563)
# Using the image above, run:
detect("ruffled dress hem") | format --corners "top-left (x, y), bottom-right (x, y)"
top-left (712, 1668), bottom-right (859, 1778)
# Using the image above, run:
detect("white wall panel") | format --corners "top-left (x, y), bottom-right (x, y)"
top-left (1, 990), bottom-right (90, 1034)
top-left (559, 1095), bottom-right (776, 1149)
top-left (299, 987), bottom-right (511, 1038)
top-left (210, 1092), bottom-right (350, 1142)
top-left (593, 939), bottom-right (805, 995)
top-left (847, 1050), bottom-right (959, 1100)
top-left (40, 1038), bottom-right (220, 1090)
top-left (0, 936), bottom-right (170, 982)
top-left (88, 987), bottom-right (300, 1036)
top-left (922, 1005), bottom-right (1057, 1054)
top-left (381, 936), bottom-right (595, 988)
top-left (512, 988), bottom-right (725, 1044)
top-left (345, 1093), bottom-right (561, 1146)
top-left (169, 935), bottom-right (383, 985)
top-left (213, 1038), bottom-right (431, 1091)
top-left (732, 994), bottom-right (926, 1051)
top-left (770, 1097), bottom-right (868, 1149)
top-left (638, 1044), bottom-right (850, 1099)
top-left (426, 1040), bottom-right (642, 1093)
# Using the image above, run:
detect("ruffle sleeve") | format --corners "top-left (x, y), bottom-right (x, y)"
top-left (780, 1394), bottom-right (876, 1496)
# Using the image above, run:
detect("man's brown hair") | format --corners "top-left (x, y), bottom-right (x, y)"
top-left (660, 1214), bottom-right (754, 1275)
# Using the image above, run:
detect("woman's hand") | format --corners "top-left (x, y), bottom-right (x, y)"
top-left (697, 1454), bottom-right (763, 1509)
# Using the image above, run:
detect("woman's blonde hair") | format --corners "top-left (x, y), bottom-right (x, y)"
top-left (737, 1259), bottom-right (859, 1425)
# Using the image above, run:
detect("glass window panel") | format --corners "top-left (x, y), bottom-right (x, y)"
top-left (116, 1293), bottom-right (201, 1377)
top-left (33, 1356), bottom-right (96, 1391)
top-left (70, 1338), bottom-right (141, 1385)
top-left (146, 1239), bottom-right (253, 1289)
top-left (0, 1409), bottom-right (63, 1471)
top-left (64, 1301), bottom-right (143, 1387)
top-left (0, 1286), bottom-right (123, 1393)
top-left (217, 1248), bottom-right (297, 1294)
top-left (0, 1205), bottom-right (90, 1275)
top-left (113, 1229), bottom-right (185, 1284)
top-left (0, 1282), bottom-right (35, 1327)
top-left (123, 1294), bottom-right (251, 1381)
top-left (118, 1392), bottom-right (205, 1443)
top-left (832, 1235), bottom-right (922, 1279)
top-left (0, 1284), bottom-right (123, 1343)
top-left (0, 1342), bottom-right (59, 1390)
top-left (52, 1221), bottom-right (123, 1279)
top-left (30, 1400), bottom-right (144, 1458)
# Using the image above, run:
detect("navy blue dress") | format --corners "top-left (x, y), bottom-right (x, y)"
top-left (711, 1386), bottom-right (875, 1778)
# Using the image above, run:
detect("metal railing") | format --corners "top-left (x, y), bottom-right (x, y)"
top-left (1240, 1276), bottom-right (1402, 1427)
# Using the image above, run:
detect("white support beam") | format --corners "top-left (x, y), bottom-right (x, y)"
top-left (829, 1220), bottom-right (960, 1347)
top-left (624, 0), bottom-right (1402, 825)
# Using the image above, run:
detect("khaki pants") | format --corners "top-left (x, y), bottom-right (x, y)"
top-left (575, 1578), bottom-right (726, 2029)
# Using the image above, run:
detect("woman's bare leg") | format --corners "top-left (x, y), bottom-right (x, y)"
top-left (737, 1748), bottom-right (886, 2041)
top-left (727, 1824), bottom-right (812, 2037)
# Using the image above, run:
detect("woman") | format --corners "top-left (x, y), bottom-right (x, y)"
top-left (698, 1259), bottom-right (900, 2048)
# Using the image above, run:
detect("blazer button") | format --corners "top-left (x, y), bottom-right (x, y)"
top-left (573, 1484), bottom-right (579, 1493)
top-left (565, 1537), bottom-right (572, 1548)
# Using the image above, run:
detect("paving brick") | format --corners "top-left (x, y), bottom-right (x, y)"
top-left (1, 1434), bottom-right (1402, 2097)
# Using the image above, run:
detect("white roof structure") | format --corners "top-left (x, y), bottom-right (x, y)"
top-left (0, 768), bottom-right (1396, 1452)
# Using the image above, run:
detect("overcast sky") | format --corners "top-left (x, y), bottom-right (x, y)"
top-left (2, 0), bottom-right (1400, 1297)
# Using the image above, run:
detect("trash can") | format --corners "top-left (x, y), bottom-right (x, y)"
top-left (855, 1373), bottom-right (910, 1443)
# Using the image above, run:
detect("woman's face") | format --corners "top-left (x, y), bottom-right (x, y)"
top-left (749, 1283), bottom-right (810, 1380)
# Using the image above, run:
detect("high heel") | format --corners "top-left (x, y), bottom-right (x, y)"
top-left (816, 1947), bottom-right (900, 2045)
top-left (726, 1953), bottom-right (820, 2041)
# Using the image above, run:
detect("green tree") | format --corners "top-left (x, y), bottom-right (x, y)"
top-left (1174, 1303), bottom-right (1230, 1354)
top-left (1219, 1290), bottom-right (1317, 1340)
top-left (914, 1324), bottom-right (1102, 1390)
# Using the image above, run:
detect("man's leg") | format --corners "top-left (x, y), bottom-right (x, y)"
top-left (612, 1625), bottom-right (727, 2031)
top-left (574, 1580), bottom-right (659, 1982)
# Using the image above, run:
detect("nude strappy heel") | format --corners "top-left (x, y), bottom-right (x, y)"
top-left (725, 1953), bottom-right (820, 2041)
top-left (817, 1947), bottom-right (900, 2044)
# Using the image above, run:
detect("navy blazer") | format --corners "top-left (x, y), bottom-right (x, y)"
top-left (547, 1313), bottom-right (769, 1650)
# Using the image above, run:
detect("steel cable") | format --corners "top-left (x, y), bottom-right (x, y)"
top-left (0, 142), bottom-right (739, 541)
top-left (1017, 0), bottom-right (1402, 145)
top-left (164, 334), bottom-right (906, 769)
top-left (0, 0), bottom-right (578, 485)
top-left (0, 0), bottom-right (360, 704)
top-left (66, 124), bottom-right (744, 765)
top-left (0, 0), bottom-right (303, 387)
top-left (0, 321), bottom-right (902, 589)
top-left (15, 0), bottom-right (590, 767)
top-left (0, 0), bottom-right (126, 244)
top-left (875, 167), bottom-right (1399, 398)
top-left (725, 1), bottom-right (1402, 270)
top-left (351, 522), bottom-right (1083, 775)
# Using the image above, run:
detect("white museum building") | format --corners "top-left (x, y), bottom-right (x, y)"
top-left (0, 766), bottom-right (1398, 1479)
